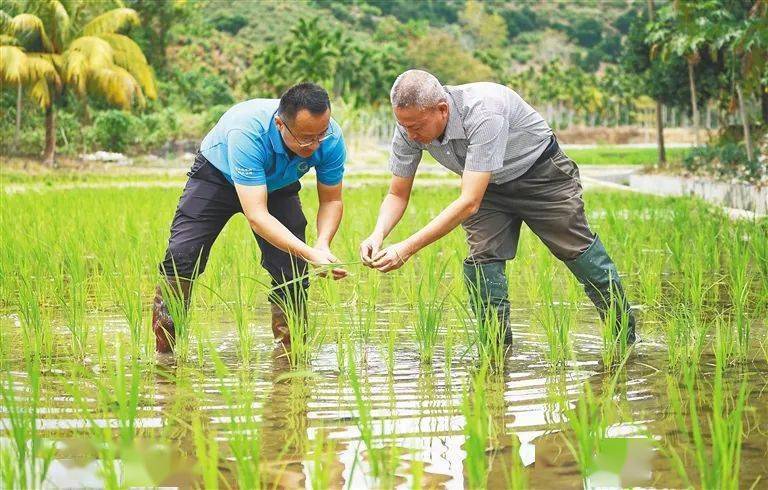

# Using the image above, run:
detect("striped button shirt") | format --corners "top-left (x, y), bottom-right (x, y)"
top-left (389, 82), bottom-right (553, 184)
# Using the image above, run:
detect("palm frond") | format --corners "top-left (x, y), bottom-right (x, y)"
top-left (82, 8), bottom-right (139, 36)
top-left (63, 35), bottom-right (114, 94)
top-left (90, 64), bottom-right (143, 109)
top-left (99, 33), bottom-right (156, 99)
top-left (0, 33), bottom-right (19, 45)
top-left (26, 53), bottom-right (62, 89)
top-left (0, 10), bottom-right (13, 34)
top-left (10, 13), bottom-right (53, 51)
top-left (28, 76), bottom-right (52, 108)
top-left (46, 0), bottom-right (72, 51)
top-left (0, 45), bottom-right (27, 84)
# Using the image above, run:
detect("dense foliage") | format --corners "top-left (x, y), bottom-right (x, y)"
top-left (1, 0), bottom-right (765, 181)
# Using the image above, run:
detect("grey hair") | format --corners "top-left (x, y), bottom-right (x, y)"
top-left (390, 69), bottom-right (447, 109)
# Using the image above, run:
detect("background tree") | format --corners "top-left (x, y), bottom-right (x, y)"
top-left (0, 2), bottom-right (60, 152)
top-left (648, 1), bottom-right (727, 146)
top-left (1, 0), bottom-right (157, 165)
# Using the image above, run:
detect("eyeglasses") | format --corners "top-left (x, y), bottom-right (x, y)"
top-left (280, 117), bottom-right (333, 148)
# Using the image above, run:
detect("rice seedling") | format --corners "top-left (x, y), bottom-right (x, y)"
top-left (506, 434), bottom-right (528, 489)
top-left (557, 353), bottom-right (631, 487)
top-left (351, 269), bottom-right (380, 344)
top-left (534, 262), bottom-right (574, 368)
top-left (664, 307), bottom-right (710, 373)
top-left (459, 273), bottom-right (508, 371)
top-left (597, 284), bottom-right (633, 369)
top-left (345, 342), bottom-right (384, 480)
top-left (16, 277), bottom-right (54, 363)
top-left (110, 267), bottom-right (147, 357)
top-left (0, 359), bottom-right (55, 489)
top-left (381, 312), bottom-right (399, 376)
top-left (309, 428), bottom-right (337, 490)
top-left (192, 413), bottom-right (220, 490)
top-left (725, 230), bottom-right (753, 362)
top-left (410, 458), bottom-right (424, 489)
top-left (0, 446), bottom-right (18, 489)
top-left (558, 378), bottom-right (608, 485)
top-left (713, 317), bottom-right (735, 369)
top-left (159, 265), bottom-right (196, 363)
top-left (635, 247), bottom-right (665, 315)
top-left (200, 267), bottom-right (253, 366)
top-left (748, 221), bottom-right (768, 313)
top-left (666, 360), bottom-right (749, 489)
top-left (462, 360), bottom-right (490, 489)
top-left (56, 247), bottom-right (90, 358)
top-left (98, 339), bottom-right (143, 448)
top-left (1, 175), bottom-right (767, 488)
top-left (211, 353), bottom-right (263, 489)
top-left (411, 256), bottom-right (449, 365)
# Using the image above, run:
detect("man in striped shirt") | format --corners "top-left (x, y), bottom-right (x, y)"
top-left (360, 70), bottom-right (636, 346)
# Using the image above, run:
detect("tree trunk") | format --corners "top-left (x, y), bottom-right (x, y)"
top-left (14, 84), bottom-right (22, 152)
top-left (646, 0), bottom-right (665, 165)
top-left (43, 105), bottom-right (56, 167)
top-left (82, 97), bottom-right (91, 125)
top-left (687, 59), bottom-right (699, 146)
top-left (656, 101), bottom-right (666, 165)
top-left (736, 84), bottom-right (753, 162)
top-left (761, 85), bottom-right (768, 125)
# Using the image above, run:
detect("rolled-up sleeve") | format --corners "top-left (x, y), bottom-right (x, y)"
top-left (227, 129), bottom-right (267, 186)
top-left (464, 114), bottom-right (509, 172)
top-left (389, 125), bottom-right (422, 177)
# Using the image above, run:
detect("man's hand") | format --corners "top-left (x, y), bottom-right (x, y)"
top-left (371, 241), bottom-right (412, 273)
top-left (359, 233), bottom-right (383, 267)
top-left (309, 244), bottom-right (348, 280)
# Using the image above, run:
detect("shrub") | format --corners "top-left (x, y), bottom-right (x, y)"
top-left (211, 13), bottom-right (248, 35)
top-left (137, 108), bottom-right (180, 150)
top-left (682, 141), bottom-right (765, 184)
top-left (91, 110), bottom-right (138, 153)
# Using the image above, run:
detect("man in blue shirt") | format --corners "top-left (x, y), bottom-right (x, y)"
top-left (153, 83), bottom-right (348, 353)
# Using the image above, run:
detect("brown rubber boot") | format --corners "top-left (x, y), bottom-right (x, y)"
top-left (270, 297), bottom-right (309, 346)
top-left (152, 277), bottom-right (192, 354)
top-left (270, 303), bottom-right (292, 346)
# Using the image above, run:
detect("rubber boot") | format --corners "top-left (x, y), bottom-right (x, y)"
top-left (152, 276), bottom-right (192, 353)
top-left (270, 303), bottom-right (292, 345)
top-left (463, 261), bottom-right (513, 345)
top-left (270, 288), bottom-right (308, 346)
top-left (564, 235), bottom-right (636, 345)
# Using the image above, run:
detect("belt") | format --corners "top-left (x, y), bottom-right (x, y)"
top-left (534, 135), bottom-right (559, 165)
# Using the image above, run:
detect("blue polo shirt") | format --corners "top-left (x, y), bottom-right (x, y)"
top-left (200, 99), bottom-right (346, 191)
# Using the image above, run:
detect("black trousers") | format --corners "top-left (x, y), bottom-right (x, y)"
top-left (159, 152), bottom-right (309, 304)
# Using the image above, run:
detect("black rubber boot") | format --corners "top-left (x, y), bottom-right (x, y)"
top-left (463, 261), bottom-right (513, 345)
top-left (564, 235), bottom-right (636, 345)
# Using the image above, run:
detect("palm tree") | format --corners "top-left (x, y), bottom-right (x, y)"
top-left (648, 2), bottom-right (728, 147)
top-left (1, 5), bottom-right (60, 153)
top-left (1, 1), bottom-right (156, 166)
top-left (710, 0), bottom-right (766, 162)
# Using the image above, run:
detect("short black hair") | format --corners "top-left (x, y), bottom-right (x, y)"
top-left (278, 82), bottom-right (330, 122)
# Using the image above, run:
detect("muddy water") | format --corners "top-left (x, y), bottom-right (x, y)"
top-left (1, 305), bottom-right (767, 489)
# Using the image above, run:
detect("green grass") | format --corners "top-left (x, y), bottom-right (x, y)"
top-left (564, 146), bottom-right (691, 165)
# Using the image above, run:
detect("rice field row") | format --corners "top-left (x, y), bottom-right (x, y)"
top-left (1, 181), bottom-right (766, 488)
